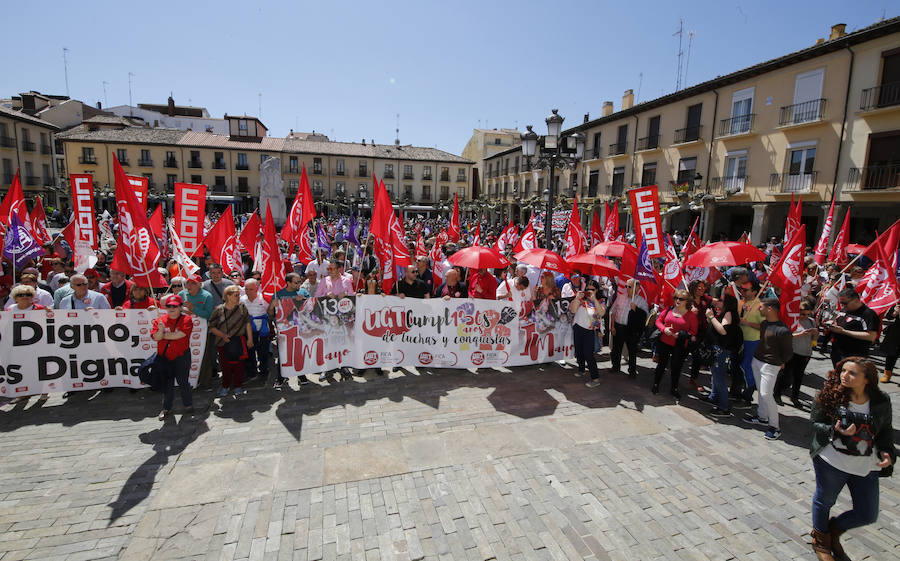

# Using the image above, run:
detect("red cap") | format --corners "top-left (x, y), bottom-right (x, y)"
top-left (163, 294), bottom-right (183, 306)
top-left (186, 274), bottom-right (203, 284)
top-left (84, 268), bottom-right (100, 278)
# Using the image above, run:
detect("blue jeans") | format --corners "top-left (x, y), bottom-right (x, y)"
top-left (709, 346), bottom-right (732, 411)
top-left (245, 332), bottom-right (272, 380)
top-left (573, 324), bottom-right (599, 380)
top-left (162, 351), bottom-right (193, 411)
top-left (812, 455), bottom-right (880, 532)
top-left (741, 340), bottom-right (759, 394)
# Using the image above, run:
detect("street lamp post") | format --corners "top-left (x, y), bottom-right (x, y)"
top-left (521, 109), bottom-right (584, 250)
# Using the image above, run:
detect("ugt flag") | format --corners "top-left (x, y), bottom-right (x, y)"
top-left (3, 213), bottom-right (45, 268)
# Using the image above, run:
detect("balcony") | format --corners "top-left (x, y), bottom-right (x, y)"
top-left (139, 159), bottom-right (154, 167)
top-left (0, 136), bottom-right (15, 148)
top-left (22, 141), bottom-right (35, 152)
top-left (860, 82), bottom-right (900, 112)
top-left (420, 193), bottom-right (432, 202)
top-left (212, 183), bottom-right (228, 193)
top-left (312, 167), bottom-right (324, 175)
top-left (718, 114), bottom-right (755, 137)
top-left (357, 170), bottom-right (368, 178)
top-left (237, 184), bottom-right (250, 194)
top-left (41, 144), bottom-right (52, 155)
top-left (439, 193), bottom-right (450, 201)
top-left (118, 158), bottom-right (130, 166)
top-left (673, 126), bottom-right (702, 144)
top-left (769, 171), bottom-right (818, 194)
top-left (636, 135), bottom-right (660, 152)
top-left (25, 176), bottom-right (39, 186)
top-left (313, 188), bottom-right (325, 197)
top-left (663, 181), bottom-right (695, 199)
top-left (382, 171), bottom-right (394, 179)
top-left (403, 173), bottom-right (414, 180)
top-left (607, 183), bottom-right (625, 198)
top-left (188, 160), bottom-right (203, 168)
top-left (708, 176), bottom-right (748, 197)
top-left (334, 169), bottom-right (345, 176)
top-left (778, 99), bottom-right (826, 127)
top-left (845, 165), bottom-right (900, 192)
top-left (79, 156), bottom-right (98, 164)
top-left (213, 161), bottom-right (227, 169)
top-left (43, 176), bottom-right (55, 187)
top-left (457, 175), bottom-right (467, 182)
top-left (235, 163), bottom-right (249, 170)
top-left (164, 158), bottom-right (178, 168)
top-left (608, 142), bottom-right (627, 157)
top-left (422, 173), bottom-right (432, 181)
top-left (286, 166), bottom-right (299, 175)
top-left (1, 173), bottom-right (13, 185)
top-left (440, 173), bottom-right (450, 182)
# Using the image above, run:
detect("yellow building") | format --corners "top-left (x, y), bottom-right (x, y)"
top-left (58, 115), bottom-right (473, 218)
top-left (484, 18), bottom-right (900, 245)
top-left (461, 128), bottom-right (522, 199)
top-left (0, 105), bottom-right (60, 206)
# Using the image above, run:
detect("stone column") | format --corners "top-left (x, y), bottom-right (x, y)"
top-left (661, 212), bottom-right (672, 233)
top-left (701, 202), bottom-right (717, 241)
top-left (751, 204), bottom-right (770, 245)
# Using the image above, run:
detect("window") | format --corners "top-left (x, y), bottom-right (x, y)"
top-left (165, 151), bottom-right (176, 166)
top-left (384, 163), bottom-right (394, 178)
top-left (458, 168), bottom-right (466, 181)
top-left (679, 103), bottom-right (702, 142)
top-left (189, 150), bottom-right (201, 167)
top-left (503, 182), bottom-right (508, 198)
top-left (238, 177), bottom-right (249, 192)
top-left (592, 132), bottom-right (602, 158)
top-left (787, 68), bottom-right (825, 124)
top-left (646, 116), bottom-right (660, 149)
top-left (289, 156), bottom-right (299, 173)
top-left (2, 158), bottom-right (13, 184)
top-left (641, 162), bottom-right (657, 187)
top-left (729, 88), bottom-right (754, 134)
top-left (214, 152), bottom-right (225, 169)
top-left (238, 119), bottom-right (248, 131)
top-left (116, 148), bottom-right (128, 164)
top-left (289, 179), bottom-right (299, 192)
top-left (611, 167), bottom-right (625, 197)
top-left (42, 164), bottom-right (51, 185)
top-left (81, 147), bottom-right (96, 164)
top-left (524, 179), bottom-right (531, 196)
top-left (261, 154), bottom-right (269, 164)
top-left (166, 174), bottom-right (177, 188)
top-left (313, 157), bottom-right (322, 174)
top-left (404, 184), bottom-right (413, 199)
top-left (237, 153), bottom-right (248, 170)
top-left (494, 138), bottom-right (501, 145)
top-left (313, 180), bottom-right (324, 194)
top-left (385, 183), bottom-right (394, 199)
top-left (724, 150), bottom-right (748, 194)
top-left (538, 177), bottom-right (544, 190)
top-left (423, 165), bottom-right (432, 179)
top-left (336, 181), bottom-right (345, 193)
top-left (677, 157), bottom-right (698, 184)
top-left (140, 149), bottom-right (151, 165)
top-left (336, 159), bottom-right (345, 175)
top-left (440, 167), bottom-right (450, 181)
top-left (358, 161), bottom-right (367, 176)
top-left (142, 173), bottom-right (153, 187)
top-left (422, 185), bottom-right (431, 200)
top-left (441, 185), bottom-right (450, 199)
top-left (786, 146), bottom-right (816, 192)
top-left (513, 180), bottom-right (519, 195)
top-left (213, 176), bottom-right (226, 193)
top-left (191, 175), bottom-right (201, 184)
top-left (403, 164), bottom-right (413, 179)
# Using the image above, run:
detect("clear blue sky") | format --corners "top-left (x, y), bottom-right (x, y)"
top-left (4, 1), bottom-right (896, 155)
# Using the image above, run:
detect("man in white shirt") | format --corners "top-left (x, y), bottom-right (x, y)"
top-left (4, 274), bottom-right (54, 309)
top-left (496, 276), bottom-right (531, 310)
top-left (240, 278), bottom-right (272, 382)
top-left (609, 278), bottom-right (648, 377)
top-left (55, 274), bottom-right (112, 310)
top-left (305, 250), bottom-right (330, 280)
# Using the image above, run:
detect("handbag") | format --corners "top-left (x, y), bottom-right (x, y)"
top-left (138, 341), bottom-right (170, 392)
top-left (224, 335), bottom-right (248, 361)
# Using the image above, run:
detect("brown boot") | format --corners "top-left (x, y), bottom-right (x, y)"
top-left (828, 518), bottom-right (851, 561)
top-left (810, 529), bottom-right (836, 561)
top-left (880, 370), bottom-right (892, 384)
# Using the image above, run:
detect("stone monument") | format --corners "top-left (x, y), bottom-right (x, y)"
top-left (259, 156), bottom-right (287, 226)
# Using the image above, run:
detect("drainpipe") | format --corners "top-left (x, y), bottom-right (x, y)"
top-left (701, 89), bottom-right (719, 240)
top-left (629, 114), bottom-right (639, 187)
top-left (830, 45), bottom-right (854, 242)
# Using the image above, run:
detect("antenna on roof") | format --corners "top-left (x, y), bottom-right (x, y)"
top-left (637, 72), bottom-right (643, 103)
top-left (395, 113), bottom-right (400, 146)
top-left (258, 93), bottom-right (262, 119)
top-left (62, 48), bottom-right (70, 98)
top-left (128, 72), bottom-right (134, 116)
top-left (674, 18), bottom-right (684, 91)
top-left (102, 81), bottom-right (109, 108)
top-left (685, 31), bottom-right (695, 88)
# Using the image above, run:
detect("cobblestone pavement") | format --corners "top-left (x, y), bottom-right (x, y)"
top-left (1, 348), bottom-right (898, 561)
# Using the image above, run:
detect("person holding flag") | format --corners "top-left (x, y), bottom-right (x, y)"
top-left (827, 288), bottom-right (881, 366)
top-left (609, 278), bottom-right (648, 378)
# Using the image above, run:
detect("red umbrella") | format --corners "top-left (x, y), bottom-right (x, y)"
top-left (683, 241), bottom-right (766, 268)
top-left (588, 240), bottom-right (638, 259)
top-left (568, 253), bottom-right (622, 277)
top-left (846, 243), bottom-right (866, 255)
top-left (448, 246), bottom-right (509, 269)
top-left (514, 248), bottom-right (570, 275)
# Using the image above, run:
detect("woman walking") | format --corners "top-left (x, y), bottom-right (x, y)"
top-left (775, 300), bottom-right (817, 408)
top-left (151, 294), bottom-right (194, 420)
top-left (571, 284), bottom-right (606, 388)
top-left (705, 293), bottom-right (742, 416)
top-left (809, 357), bottom-right (895, 560)
top-left (653, 289), bottom-right (698, 399)
top-left (208, 285), bottom-right (253, 398)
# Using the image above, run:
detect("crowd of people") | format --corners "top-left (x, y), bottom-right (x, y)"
top-left (1, 210), bottom-right (896, 561)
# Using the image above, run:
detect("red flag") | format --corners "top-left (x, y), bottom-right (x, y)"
top-left (603, 201), bottom-right (616, 241)
top-left (769, 224), bottom-right (807, 292)
top-left (660, 234), bottom-right (684, 307)
top-left (371, 180), bottom-right (396, 293)
top-left (202, 205), bottom-right (241, 274)
top-left (472, 223), bottom-right (481, 246)
top-left (590, 209), bottom-right (604, 247)
top-left (27, 196), bottom-right (51, 245)
top-left (110, 156), bottom-right (165, 286)
top-left (827, 208), bottom-right (851, 265)
top-left (514, 222), bottom-right (537, 252)
top-left (448, 193), bottom-right (460, 241)
top-left (60, 218), bottom-right (76, 251)
top-left (282, 162), bottom-right (316, 247)
top-left (785, 194), bottom-right (802, 244)
top-left (564, 196), bottom-right (587, 259)
top-left (612, 200), bottom-right (620, 238)
top-left (174, 182), bottom-right (207, 257)
top-left (415, 233), bottom-right (427, 259)
top-left (167, 220), bottom-right (200, 278)
top-left (814, 199), bottom-right (836, 265)
top-left (736, 231), bottom-right (750, 245)
top-left (495, 220), bottom-right (518, 252)
top-left (370, 174), bottom-right (391, 240)
top-left (863, 218), bottom-right (900, 266)
top-left (239, 210), bottom-right (262, 254)
top-left (627, 186), bottom-right (664, 257)
top-left (296, 223), bottom-right (315, 264)
top-left (682, 216), bottom-right (701, 259)
top-left (0, 170), bottom-right (28, 227)
top-left (857, 241), bottom-right (900, 317)
top-left (148, 204), bottom-right (164, 239)
top-left (127, 174), bottom-right (149, 211)
top-left (261, 203), bottom-right (286, 301)
top-left (389, 203), bottom-right (412, 267)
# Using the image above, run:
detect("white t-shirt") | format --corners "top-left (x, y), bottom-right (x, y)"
top-left (305, 259), bottom-right (330, 280)
top-left (818, 400), bottom-right (879, 477)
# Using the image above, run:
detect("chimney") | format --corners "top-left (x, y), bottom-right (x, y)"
top-left (829, 23), bottom-right (847, 40)
top-left (96, 101), bottom-right (102, 109)
top-left (601, 101), bottom-right (614, 117)
top-left (815, 38), bottom-right (825, 45)
top-left (371, 139), bottom-right (374, 145)
top-left (362, 138), bottom-right (366, 145)
top-left (167, 96), bottom-right (175, 116)
top-left (583, 113), bottom-right (590, 123)
top-left (622, 89), bottom-right (634, 110)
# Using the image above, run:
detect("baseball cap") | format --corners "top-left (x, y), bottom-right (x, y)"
top-left (163, 294), bottom-right (183, 306)
top-left (84, 268), bottom-right (100, 278)
top-left (186, 274), bottom-right (202, 284)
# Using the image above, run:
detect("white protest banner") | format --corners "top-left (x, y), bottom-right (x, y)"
top-left (274, 295), bottom-right (573, 377)
top-left (0, 309), bottom-right (207, 397)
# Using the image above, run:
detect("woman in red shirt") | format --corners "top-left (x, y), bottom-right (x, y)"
top-left (121, 284), bottom-right (158, 310)
top-left (150, 294), bottom-right (194, 420)
top-left (653, 288), bottom-right (699, 399)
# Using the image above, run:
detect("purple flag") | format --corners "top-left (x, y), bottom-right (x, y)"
top-left (634, 236), bottom-right (655, 283)
top-left (347, 213), bottom-right (360, 246)
top-left (315, 222), bottom-right (332, 256)
top-left (3, 213), bottom-right (45, 268)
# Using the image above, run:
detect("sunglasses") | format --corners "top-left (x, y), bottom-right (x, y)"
top-left (673, 297), bottom-right (687, 301)
top-left (15, 294), bottom-right (34, 298)
top-left (166, 304), bottom-right (180, 308)
top-left (71, 282), bottom-right (86, 287)
top-left (171, 283), bottom-right (183, 288)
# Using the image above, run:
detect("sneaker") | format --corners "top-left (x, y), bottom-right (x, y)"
top-left (183, 406), bottom-right (195, 415)
top-left (318, 373), bottom-right (330, 382)
top-left (273, 382), bottom-right (283, 391)
top-left (585, 379), bottom-right (601, 388)
top-left (233, 388), bottom-right (243, 397)
top-left (217, 388), bottom-right (229, 397)
top-left (791, 397), bottom-right (803, 409)
top-left (764, 427), bottom-right (782, 440)
top-left (297, 376), bottom-right (310, 386)
top-left (774, 395), bottom-right (784, 406)
top-left (651, 384), bottom-right (659, 395)
top-left (627, 370), bottom-right (637, 378)
top-left (733, 399), bottom-right (754, 409)
top-left (743, 414), bottom-right (768, 426)
top-left (709, 407), bottom-right (732, 418)
top-left (671, 389), bottom-right (682, 400)
top-left (574, 370), bottom-right (584, 377)
top-left (157, 410), bottom-right (168, 421)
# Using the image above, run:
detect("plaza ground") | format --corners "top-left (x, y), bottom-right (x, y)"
top-left (0, 348), bottom-right (898, 561)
